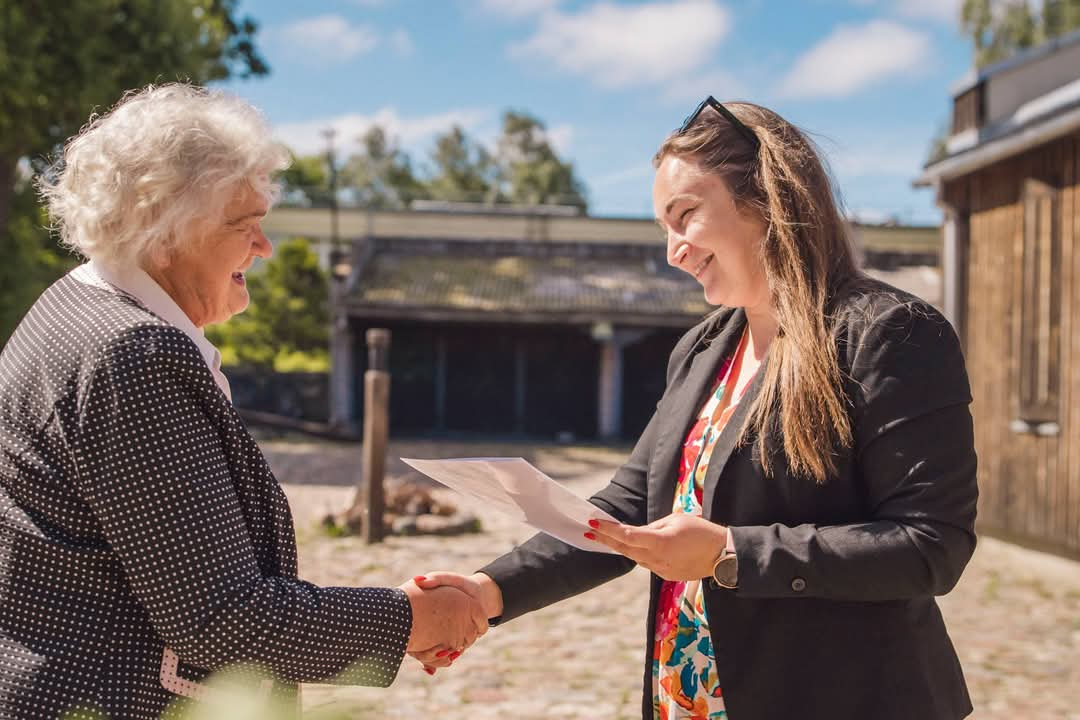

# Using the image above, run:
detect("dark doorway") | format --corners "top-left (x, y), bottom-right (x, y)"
top-left (621, 329), bottom-right (684, 440)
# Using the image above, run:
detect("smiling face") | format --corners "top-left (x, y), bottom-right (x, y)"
top-left (151, 184), bottom-right (272, 327)
top-left (653, 154), bottom-right (770, 311)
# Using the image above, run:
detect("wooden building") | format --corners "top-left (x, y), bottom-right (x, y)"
top-left (324, 214), bottom-right (704, 443)
top-left (917, 28), bottom-right (1080, 556)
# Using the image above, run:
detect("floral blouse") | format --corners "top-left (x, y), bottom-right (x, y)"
top-left (652, 330), bottom-right (750, 720)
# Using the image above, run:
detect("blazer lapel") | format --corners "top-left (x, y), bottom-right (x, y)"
top-left (648, 309), bottom-right (747, 522)
top-left (701, 346), bottom-right (770, 519)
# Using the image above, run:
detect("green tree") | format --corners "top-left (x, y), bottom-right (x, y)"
top-left (0, 0), bottom-right (267, 241)
top-left (206, 237), bottom-right (330, 372)
top-left (497, 111), bottom-right (587, 210)
top-left (278, 152), bottom-right (331, 207)
top-left (0, 0), bottom-right (267, 345)
top-left (340, 126), bottom-right (428, 209)
top-left (962, 0), bottom-right (1080, 67)
top-left (1041, 0), bottom-right (1080, 38)
top-left (0, 171), bottom-right (79, 342)
top-left (962, 0), bottom-right (1037, 67)
top-left (426, 126), bottom-right (501, 203)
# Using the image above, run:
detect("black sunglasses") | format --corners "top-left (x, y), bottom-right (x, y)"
top-left (678, 96), bottom-right (760, 153)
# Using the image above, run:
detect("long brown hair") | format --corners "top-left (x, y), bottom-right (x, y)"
top-left (655, 102), bottom-right (862, 483)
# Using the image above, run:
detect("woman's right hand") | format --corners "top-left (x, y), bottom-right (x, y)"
top-left (398, 578), bottom-right (488, 654)
top-left (414, 571), bottom-right (504, 619)
top-left (405, 572), bottom-right (504, 675)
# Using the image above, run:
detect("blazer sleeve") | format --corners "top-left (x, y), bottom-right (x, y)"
top-left (69, 325), bottom-right (412, 686)
top-left (730, 300), bottom-right (979, 601)
top-left (479, 321), bottom-right (709, 622)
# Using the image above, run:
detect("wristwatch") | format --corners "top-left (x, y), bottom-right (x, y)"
top-left (711, 547), bottom-right (738, 589)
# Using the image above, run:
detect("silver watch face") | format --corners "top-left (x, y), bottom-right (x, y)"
top-left (712, 554), bottom-right (738, 588)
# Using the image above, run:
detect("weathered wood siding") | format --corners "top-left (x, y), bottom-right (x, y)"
top-left (945, 131), bottom-right (1080, 555)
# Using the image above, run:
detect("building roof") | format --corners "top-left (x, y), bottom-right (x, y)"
top-left (264, 208), bottom-right (938, 255)
top-left (918, 30), bottom-right (1080, 185)
top-left (338, 236), bottom-right (942, 325)
top-left (950, 26), bottom-right (1080, 96)
top-left (852, 223), bottom-right (939, 254)
top-left (341, 240), bottom-right (709, 326)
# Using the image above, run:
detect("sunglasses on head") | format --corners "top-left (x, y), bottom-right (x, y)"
top-left (678, 96), bottom-right (760, 153)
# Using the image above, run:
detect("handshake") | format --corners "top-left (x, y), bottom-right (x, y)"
top-left (398, 572), bottom-right (503, 674)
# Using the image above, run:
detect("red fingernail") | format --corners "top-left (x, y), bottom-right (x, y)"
top-left (588, 519), bottom-right (599, 529)
top-left (450, 651), bottom-right (462, 660)
top-left (424, 667), bottom-right (435, 675)
top-left (413, 575), bottom-right (427, 582)
top-left (584, 532), bottom-right (596, 540)
top-left (436, 649), bottom-right (450, 658)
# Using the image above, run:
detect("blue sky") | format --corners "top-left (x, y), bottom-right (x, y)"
top-left (222, 0), bottom-right (973, 224)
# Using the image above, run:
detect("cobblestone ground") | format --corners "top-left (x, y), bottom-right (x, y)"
top-left (261, 436), bottom-right (1080, 720)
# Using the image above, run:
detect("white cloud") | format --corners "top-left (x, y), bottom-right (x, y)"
top-left (276, 15), bottom-right (378, 64)
top-left (388, 29), bottom-right (414, 57)
top-left (512, 0), bottom-right (731, 89)
top-left (477, 0), bottom-right (560, 20)
top-left (545, 123), bottom-right (574, 156)
top-left (591, 163), bottom-right (655, 189)
top-left (662, 68), bottom-right (748, 105)
top-left (274, 108), bottom-right (492, 158)
top-left (850, 0), bottom-right (963, 25)
top-left (894, 0), bottom-right (963, 24)
top-left (823, 129), bottom-right (934, 180)
top-left (776, 20), bottom-right (931, 99)
top-left (847, 207), bottom-right (896, 223)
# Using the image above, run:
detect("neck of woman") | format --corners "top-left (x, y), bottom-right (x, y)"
top-left (743, 303), bottom-right (779, 361)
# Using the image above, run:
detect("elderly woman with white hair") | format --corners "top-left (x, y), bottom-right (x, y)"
top-left (0, 84), bottom-right (484, 720)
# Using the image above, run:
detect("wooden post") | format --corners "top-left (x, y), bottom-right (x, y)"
top-left (357, 329), bottom-right (391, 543)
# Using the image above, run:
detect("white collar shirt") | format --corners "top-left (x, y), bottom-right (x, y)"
top-left (71, 260), bottom-right (233, 403)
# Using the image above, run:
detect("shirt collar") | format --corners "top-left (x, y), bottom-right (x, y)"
top-left (71, 260), bottom-right (233, 402)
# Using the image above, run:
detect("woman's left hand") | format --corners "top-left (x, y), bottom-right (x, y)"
top-left (586, 514), bottom-right (728, 581)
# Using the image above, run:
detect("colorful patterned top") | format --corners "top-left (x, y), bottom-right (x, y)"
top-left (652, 330), bottom-right (750, 720)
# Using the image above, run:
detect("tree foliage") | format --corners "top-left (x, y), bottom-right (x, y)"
top-left (498, 110), bottom-right (587, 209)
top-left (0, 173), bottom-right (80, 343)
top-left (206, 238), bottom-right (330, 372)
top-left (279, 111), bottom-right (588, 211)
top-left (962, 0), bottom-right (1080, 68)
top-left (0, 0), bottom-right (267, 347)
top-left (426, 125), bottom-right (501, 203)
top-left (339, 126), bottom-right (428, 209)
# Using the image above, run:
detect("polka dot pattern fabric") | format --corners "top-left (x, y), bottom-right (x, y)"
top-left (0, 275), bottom-right (412, 719)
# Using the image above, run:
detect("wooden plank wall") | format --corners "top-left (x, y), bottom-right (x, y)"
top-left (947, 132), bottom-right (1080, 556)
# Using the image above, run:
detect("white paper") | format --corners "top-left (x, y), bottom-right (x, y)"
top-left (400, 457), bottom-right (618, 554)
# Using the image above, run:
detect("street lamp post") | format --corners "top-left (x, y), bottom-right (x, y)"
top-left (321, 127), bottom-right (341, 271)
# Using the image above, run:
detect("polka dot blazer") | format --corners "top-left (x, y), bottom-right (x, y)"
top-left (0, 275), bottom-right (413, 719)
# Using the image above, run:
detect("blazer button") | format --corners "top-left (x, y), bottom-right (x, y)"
top-left (791, 577), bottom-right (807, 593)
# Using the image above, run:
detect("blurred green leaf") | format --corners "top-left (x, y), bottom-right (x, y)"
top-left (206, 237), bottom-right (330, 372)
top-left (0, 0), bottom-right (270, 347)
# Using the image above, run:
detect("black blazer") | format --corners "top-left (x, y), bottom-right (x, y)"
top-left (0, 275), bottom-right (413, 719)
top-left (482, 278), bottom-right (978, 720)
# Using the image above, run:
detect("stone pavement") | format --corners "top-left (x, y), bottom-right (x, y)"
top-left (261, 437), bottom-right (1080, 720)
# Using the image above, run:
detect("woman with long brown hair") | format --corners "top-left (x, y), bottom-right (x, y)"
top-left (420, 98), bottom-right (978, 720)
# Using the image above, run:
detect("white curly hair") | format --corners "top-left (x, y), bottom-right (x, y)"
top-left (38, 83), bottom-right (290, 268)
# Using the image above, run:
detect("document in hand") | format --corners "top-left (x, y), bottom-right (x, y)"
top-left (400, 457), bottom-right (618, 554)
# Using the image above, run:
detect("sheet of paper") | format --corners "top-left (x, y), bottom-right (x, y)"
top-left (400, 457), bottom-right (618, 554)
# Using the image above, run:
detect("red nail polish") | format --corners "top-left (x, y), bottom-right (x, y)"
top-left (584, 532), bottom-right (596, 540)
top-left (424, 667), bottom-right (435, 675)
top-left (588, 519), bottom-right (599, 529)
top-left (450, 651), bottom-right (462, 660)
top-left (413, 575), bottom-right (427, 582)
top-left (436, 649), bottom-right (450, 658)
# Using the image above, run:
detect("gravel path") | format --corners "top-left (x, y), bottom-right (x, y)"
top-left (259, 437), bottom-right (1080, 720)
